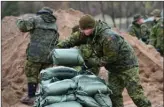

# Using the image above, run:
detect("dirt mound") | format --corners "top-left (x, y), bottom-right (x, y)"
top-left (2, 9), bottom-right (163, 107)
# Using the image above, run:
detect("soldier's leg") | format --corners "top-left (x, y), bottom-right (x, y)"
top-left (108, 72), bottom-right (125, 107)
top-left (21, 60), bottom-right (42, 105)
top-left (24, 60), bottom-right (42, 83)
top-left (122, 67), bottom-right (151, 107)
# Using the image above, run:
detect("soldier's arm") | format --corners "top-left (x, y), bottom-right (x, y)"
top-left (16, 17), bottom-right (35, 32)
top-left (85, 36), bottom-right (118, 67)
top-left (57, 31), bottom-right (82, 48)
top-left (149, 26), bottom-right (157, 46)
top-left (127, 26), bottom-right (136, 37)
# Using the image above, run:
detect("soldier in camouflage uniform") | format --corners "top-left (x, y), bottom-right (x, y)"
top-left (72, 25), bottom-right (100, 75)
top-left (128, 14), bottom-right (150, 44)
top-left (149, 9), bottom-right (163, 55)
top-left (144, 9), bottom-right (162, 30)
top-left (16, 7), bottom-right (59, 105)
top-left (57, 14), bottom-right (151, 107)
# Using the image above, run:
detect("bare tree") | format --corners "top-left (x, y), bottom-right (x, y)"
top-left (111, 2), bottom-right (116, 27)
top-left (124, 2), bottom-right (130, 28)
top-left (119, 2), bottom-right (122, 29)
top-left (107, 2), bottom-right (116, 27)
top-left (84, 1), bottom-right (91, 14)
top-left (78, 1), bottom-right (82, 11)
top-left (99, 1), bottom-right (105, 21)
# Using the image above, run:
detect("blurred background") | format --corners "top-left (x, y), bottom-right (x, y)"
top-left (1, 1), bottom-right (163, 30)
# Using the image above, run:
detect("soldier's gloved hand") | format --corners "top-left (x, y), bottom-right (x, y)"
top-left (85, 58), bottom-right (98, 68)
top-left (85, 58), bottom-right (106, 68)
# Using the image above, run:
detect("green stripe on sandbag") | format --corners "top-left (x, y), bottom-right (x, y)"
top-left (76, 94), bottom-right (100, 107)
top-left (42, 79), bottom-right (77, 96)
top-left (45, 101), bottom-right (83, 107)
top-left (41, 79), bottom-right (52, 86)
top-left (41, 94), bottom-right (76, 106)
top-left (94, 93), bottom-right (112, 107)
top-left (40, 66), bottom-right (78, 80)
top-left (73, 75), bottom-right (109, 95)
top-left (41, 77), bottom-right (59, 86)
top-left (52, 48), bottom-right (84, 66)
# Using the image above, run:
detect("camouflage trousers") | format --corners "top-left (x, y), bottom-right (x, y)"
top-left (24, 60), bottom-right (52, 83)
top-left (108, 67), bottom-right (151, 107)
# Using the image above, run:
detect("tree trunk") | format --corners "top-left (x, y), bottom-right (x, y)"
top-left (85, 1), bottom-right (91, 14)
top-left (119, 2), bottom-right (122, 29)
top-left (125, 2), bottom-right (130, 28)
top-left (78, 1), bottom-right (82, 11)
top-left (111, 2), bottom-right (116, 27)
top-left (99, 1), bottom-right (105, 21)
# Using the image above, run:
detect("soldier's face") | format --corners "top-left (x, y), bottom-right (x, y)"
top-left (137, 18), bottom-right (144, 24)
top-left (80, 28), bottom-right (94, 36)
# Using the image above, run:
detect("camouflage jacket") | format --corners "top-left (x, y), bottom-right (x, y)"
top-left (149, 18), bottom-right (164, 51)
top-left (17, 14), bottom-right (59, 63)
top-left (57, 21), bottom-right (139, 72)
top-left (145, 20), bottom-right (156, 29)
top-left (128, 23), bottom-right (150, 44)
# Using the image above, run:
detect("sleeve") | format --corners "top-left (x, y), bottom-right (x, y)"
top-left (127, 25), bottom-right (136, 37)
top-left (85, 36), bottom-right (118, 67)
top-left (141, 24), bottom-right (151, 42)
top-left (149, 26), bottom-right (157, 46)
top-left (57, 31), bottom-right (83, 48)
top-left (16, 17), bottom-right (35, 32)
top-left (101, 36), bottom-right (118, 63)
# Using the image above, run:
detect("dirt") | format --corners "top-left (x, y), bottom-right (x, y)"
top-left (1, 9), bottom-right (163, 107)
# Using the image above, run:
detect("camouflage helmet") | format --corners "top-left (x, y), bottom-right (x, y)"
top-left (79, 14), bottom-right (95, 30)
top-left (150, 9), bottom-right (161, 17)
top-left (37, 7), bottom-right (53, 15)
top-left (133, 14), bottom-right (143, 22)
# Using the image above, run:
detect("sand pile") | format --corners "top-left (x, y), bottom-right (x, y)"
top-left (1, 9), bottom-right (163, 107)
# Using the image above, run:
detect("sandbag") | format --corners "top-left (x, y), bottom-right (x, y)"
top-left (41, 79), bottom-right (52, 85)
top-left (35, 84), bottom-right (43, 96)
top-left (41, 94), bottom-right (76, 106)
top-left (94, 93), bottom-right (112, 107)
top-left (33, 96), bottom-right (43, 107)
top-left (45, 101), bottom-right (83, 107)
top-left (42, 79), bottom-right (77, 96)
top-left (76, 94), bottom-right (100, 107)
top-left (73, 75), bottom-right (109, 95)
top-left (40, 66), bottom-right (78, 80)
top-left (52, 48), bottom-right (84, 66)
top-left (41, 77), bottom-right (59, 85)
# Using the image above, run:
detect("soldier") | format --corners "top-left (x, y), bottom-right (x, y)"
top-left (128, 14), bottom-right (150, 44)
top-left (72, 25), bottom-right (100, 75)
top-left (150, 9), bottom-right (161, 26)
top-left (57, 14), bottom-right (151, 107)
top-left (149, 9), bottom-right (163, 55)
top-left (16, 7), bottom-right (59, 105)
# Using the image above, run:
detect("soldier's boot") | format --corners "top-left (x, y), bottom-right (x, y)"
top-left (20, 83), bottom-right (37, 106)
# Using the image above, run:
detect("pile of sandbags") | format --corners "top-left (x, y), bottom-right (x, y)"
top-left (34, 66), bottom-right (112, 107)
